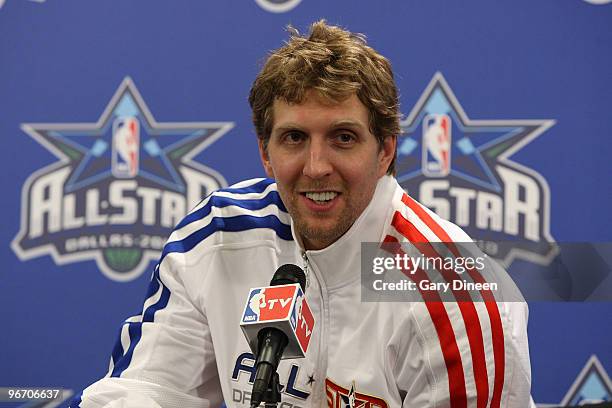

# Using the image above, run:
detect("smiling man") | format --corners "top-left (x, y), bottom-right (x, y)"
top-left (260, 90), bottom-right (395, 250)
top-left (73, 21), bottom-right (534, 408)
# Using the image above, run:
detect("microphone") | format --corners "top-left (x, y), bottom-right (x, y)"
top-left (239, 264), bottom-right (315, 407)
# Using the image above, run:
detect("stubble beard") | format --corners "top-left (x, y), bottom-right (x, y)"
top-left (284, 184), bottom-right (376, 250)
top-left (292, 203), bottom-right (356, 250)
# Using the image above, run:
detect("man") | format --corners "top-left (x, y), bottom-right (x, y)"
top-left (72, 20), bottom-right (533, 407)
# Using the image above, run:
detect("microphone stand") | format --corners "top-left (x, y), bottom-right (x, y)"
top-left (261, 371), bottom-right (281, 408)
top-left (248, 264), bottom-right (307, 408)
top-left (250, 371), bottom-right (281, 408)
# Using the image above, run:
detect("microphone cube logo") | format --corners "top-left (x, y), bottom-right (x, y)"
top-left (112, 116), bottom-right (140, 178)
top-left (294, 289), bottom-right (314, 353)
top-left (289, 291), bottom-right (302, 330)
top-left (243, 288), bottom-right (264, 323)
top-left (259, 286), bottom-right (296, 321)
top-left (423, 114), bottom-right (451, 177)
top-left (242, 285), bottom-right (297, 323)
top-left (241, 284), bottom-right (312, 359)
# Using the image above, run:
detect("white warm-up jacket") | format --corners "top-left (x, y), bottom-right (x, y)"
top-left (72, 176), bottom-right (533, 408)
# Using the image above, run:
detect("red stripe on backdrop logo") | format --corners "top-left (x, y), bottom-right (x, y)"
top-left (11, 77), bottom-right (233, 281)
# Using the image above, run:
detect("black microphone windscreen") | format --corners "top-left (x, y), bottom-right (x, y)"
top-left (270, 264), bottom-right (306, 291)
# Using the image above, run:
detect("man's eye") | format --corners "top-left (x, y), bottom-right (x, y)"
top-left (283, 132), bottom-right (304, 144)
top-left (336, 133), bottom-right (356, 144)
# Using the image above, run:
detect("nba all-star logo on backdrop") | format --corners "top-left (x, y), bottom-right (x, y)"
top-left (398, 73), bottom-right (556, 266)
top-left (11, 77), bottom-right (233, 281)
top-left (558, 355), bottom-right (612, 405)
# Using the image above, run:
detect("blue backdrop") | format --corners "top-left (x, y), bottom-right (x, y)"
top-left (1, 0), bottom-right (611, 406)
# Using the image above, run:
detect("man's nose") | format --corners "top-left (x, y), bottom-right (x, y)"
top-left (303, 138), bottom-right (333, 179)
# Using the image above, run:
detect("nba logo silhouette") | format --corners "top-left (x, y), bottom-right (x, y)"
top-left (422, 114), bottom-right (451, 177)
top-left (243, 288), bottom-right (264, 323)
top-left (112, 116), bottom-right (139, 178)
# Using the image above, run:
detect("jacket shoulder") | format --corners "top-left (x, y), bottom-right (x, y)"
top-left (387, 182), bottom-right (472, 243)
top-left (161, 178), bottom-right (293, 263)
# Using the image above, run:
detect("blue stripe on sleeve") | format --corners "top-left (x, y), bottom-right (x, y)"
top-left (218, 178), bottom-right (274, 195)
top-left (110, 325), bottom-right (126, 367)
top-left (110, 269), bottom-right (162, 368)
top-left (110, 268), bottom-right (171, 378)
top-left (163, 214), bottom-right (292, 263)
top-left (176, 182), bottom-right (286, 230)
top-left (110, 321), bottom-right (143, 378)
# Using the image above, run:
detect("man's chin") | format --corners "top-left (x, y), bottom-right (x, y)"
top-left (297, 223), bottom-right (346, 250)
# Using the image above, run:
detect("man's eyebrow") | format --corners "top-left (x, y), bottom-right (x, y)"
top-left (272, 123), bottom-right (304, 133)
top-left (273, 120), bottom-right (366, 132)
top-left (271, 120), bottom-right (367, 136)
top-left (330, 120), bottom-right (367, 130)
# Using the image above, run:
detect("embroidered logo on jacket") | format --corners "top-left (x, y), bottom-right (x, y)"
top-left (325, 378), bottom-right (388, 408)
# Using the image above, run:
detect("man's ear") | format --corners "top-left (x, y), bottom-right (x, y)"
top-left (377, 135), bottom-right (397, 177)
top-left (258, 139), bottom-right (274, 178)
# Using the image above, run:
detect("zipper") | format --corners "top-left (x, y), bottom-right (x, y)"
top-left (300, 251), bottom-right (328, 407)
top-left (301, 251), bottom-right (311, 290)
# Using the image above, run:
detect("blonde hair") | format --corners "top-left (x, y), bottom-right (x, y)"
top-left (249, 20), bottom-right (400, 174)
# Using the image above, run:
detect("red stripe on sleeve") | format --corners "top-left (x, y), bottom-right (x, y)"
top-left (400, 193), bottom-right (506, 407)
top-left (391, 212), bottom-right (489, 407)
top-left (382, 234), bottom-right (467, 408)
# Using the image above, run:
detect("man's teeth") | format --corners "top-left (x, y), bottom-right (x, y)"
top-left (305, 192), bottom-right (338, 203)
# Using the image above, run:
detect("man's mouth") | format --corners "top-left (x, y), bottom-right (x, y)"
top-left (303, 191), bottom-right (339, 205)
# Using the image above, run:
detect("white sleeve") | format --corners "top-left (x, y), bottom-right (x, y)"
top-left (498, 301), bottom-right (533, 408)
top-left (70, 251), bottom-right (223, 408)
top-left (391, 198), bottom-right (533, 406)
top-left (394, 300), bottom-right (533, 408)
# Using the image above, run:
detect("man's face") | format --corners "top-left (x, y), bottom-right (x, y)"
top-left (259, 90), bottom-right (395, 250)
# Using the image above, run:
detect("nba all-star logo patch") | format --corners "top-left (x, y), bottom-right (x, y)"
top-left (11, 77), bottom-right (233, 281)
top-left (325, 378), bottom-right (388, 408)
top-left (398, 72), bottom-right (557, 266)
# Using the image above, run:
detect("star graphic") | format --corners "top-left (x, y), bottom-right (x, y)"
top-left (395, 72), bottom-right (560, 267)
top-left (341, 394), bottom-right (365, 408)
top-left (21, 77), bottom-right (233, 194)
top-left (398, 72), bottom-right (554, 193)
top-left (561, 355), bottom-right (612, 406)
top-left (306, 374), bottom-right (315, 386)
